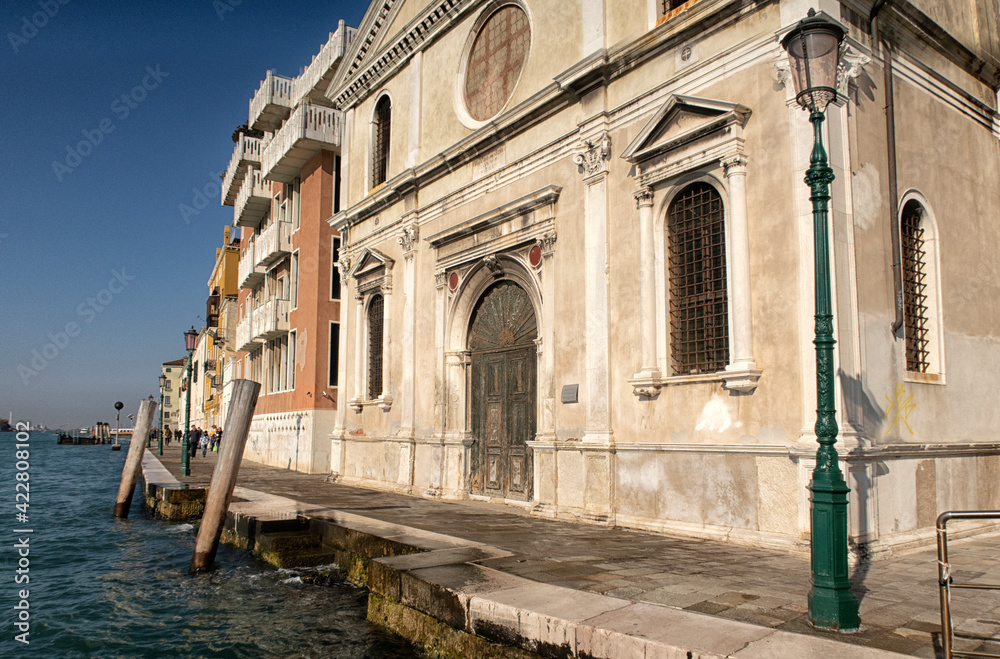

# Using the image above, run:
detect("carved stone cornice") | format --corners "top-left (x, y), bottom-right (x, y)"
top-left (573, 132), bottom-right (612, 179)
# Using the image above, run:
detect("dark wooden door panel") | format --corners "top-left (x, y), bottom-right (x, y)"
top-left (469, 281), bottom-right (537, 501)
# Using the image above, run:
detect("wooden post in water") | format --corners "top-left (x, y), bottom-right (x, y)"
top-left (190, 379), bottom-right (260, 572)
top-left (113, 398), bottom-right (157, 518)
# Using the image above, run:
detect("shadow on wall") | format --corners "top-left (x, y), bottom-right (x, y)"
top-left (837, 369), bottom-right (893, 603)
top-left (838, 368), bottom-right (886, 439)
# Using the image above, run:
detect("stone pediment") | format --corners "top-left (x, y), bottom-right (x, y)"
top-left (620, 95), bottom-right (751, 166)
top-left (350, 247), bottom-right (394, 279)
top-left (350, 247), bottom-right (395, 294)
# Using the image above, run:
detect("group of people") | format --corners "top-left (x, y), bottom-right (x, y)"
top-left (186, 425), bottom-right (223, 457)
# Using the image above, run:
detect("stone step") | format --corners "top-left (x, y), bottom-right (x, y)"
top-left (256, 529), bottom-right (322, 553)
top-left (256, 546), bottom-right (337, 570)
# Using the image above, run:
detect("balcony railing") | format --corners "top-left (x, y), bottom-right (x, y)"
top-left (238, 240), bottom-right (264, 288)
top-left (249, 71), bottom-right (294, 132)
top-left (252, 297), bottom-right (290, 341)
top-left (234, 167), bottom-right (271, 228)
top-left (255, 220), bottom-right (292, 269)
top-left (222, 134), bottom-right (265, 206)
top-left (293, 23), bottom-right (357, 104)
top-left (260, 104), bottom-right (342, 182)
top-left (235, 313), bottom-right (260, 352)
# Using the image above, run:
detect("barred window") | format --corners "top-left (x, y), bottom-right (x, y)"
top-left (901, 201), bottom-right (930, 373)
top-left (371, 96), bottom-right (391, 188)
top-left (668, 182), bottom-right (729, 375)
top-left (464, 5), bottom-right (530, 122)
top-left (367, 294), bottom-right (384, 399)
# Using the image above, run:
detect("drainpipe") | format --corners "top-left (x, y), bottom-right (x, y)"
top-left (871, 0), bottom-right (904, 334)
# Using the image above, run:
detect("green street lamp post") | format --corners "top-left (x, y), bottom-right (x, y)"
top-left (158, 374), bottom-right (167, 456)
top-left (182, 326), bottom-right (198, 477)
top-left (781, 10), bottom-right (860, 631)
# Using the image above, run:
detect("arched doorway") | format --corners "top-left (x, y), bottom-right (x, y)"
top-left (469, 280), bottom-right (537, 501)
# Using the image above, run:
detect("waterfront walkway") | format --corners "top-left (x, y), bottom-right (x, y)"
top-left (150, 442), bottom-right (1000, 657)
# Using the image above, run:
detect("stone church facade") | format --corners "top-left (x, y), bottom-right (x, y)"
top-left (233, 0), bottom-right (1000, 556)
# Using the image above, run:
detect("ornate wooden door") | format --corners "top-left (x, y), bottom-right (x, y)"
top-left (469, 281), bottom-right (537, 500)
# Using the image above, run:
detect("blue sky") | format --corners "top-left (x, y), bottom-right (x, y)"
top-left (0, 0), bottom-right (369, 429)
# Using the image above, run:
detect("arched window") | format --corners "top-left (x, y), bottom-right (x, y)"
top-left (371, 95), bottom-right (391, 188)
top-left (667, 182), bottom-right (728, 375)
top-left (899, 199), bottom-right (933, 373)
top-left (367, 293), bottom-right (384, 398)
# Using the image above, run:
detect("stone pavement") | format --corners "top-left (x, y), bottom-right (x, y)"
top-left (152, 441), bottom-right (1000, 657)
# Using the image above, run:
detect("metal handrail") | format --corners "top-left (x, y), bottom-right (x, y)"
top-left (938, 510), bottom-right (1000, 658)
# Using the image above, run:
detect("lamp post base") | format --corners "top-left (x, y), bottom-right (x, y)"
top-left (807, 476), bottom-right (860, 631)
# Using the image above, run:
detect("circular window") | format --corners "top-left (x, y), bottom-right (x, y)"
top-left (463, 5), bottom-right (530, 122)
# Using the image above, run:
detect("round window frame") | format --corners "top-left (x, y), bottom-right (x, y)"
top-left (455, 1), bottom-right (533, 130)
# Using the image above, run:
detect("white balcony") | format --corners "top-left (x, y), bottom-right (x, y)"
top-left (236, 313), bottom-right (260, 352)
top-left (222, 134), bottom-right (265, 206)
top-left (260, 104), bottom-right (342, 182)
top-left (252, 297), bottom-right (289, 341)
top-left (249, 71), bottom-right (294, 132)
top-left (292, 23), bottom-right (356, 104)
top-left (255, 220), bottom-right (292, 269)
top-left (238, 240), bottom-right (264, 288)
top-left (234, 167), bottom-right (271, 228)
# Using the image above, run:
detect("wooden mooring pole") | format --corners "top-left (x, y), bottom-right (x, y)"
top-left (113, 398), bottom-right (157, 518)
top-left (190, 379), bottom-right (260, 572)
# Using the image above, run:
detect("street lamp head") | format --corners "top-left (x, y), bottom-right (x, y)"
top-left (159, 374), bottom-right (167, 388)
top-left (781, 9), bottom-right (845, 113)
top-left (184, 326), bottom-right (198, 353)
top-left (114, 401), bottom-right (124, 411)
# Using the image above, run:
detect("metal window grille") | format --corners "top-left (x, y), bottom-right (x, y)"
top-left (464, 6), bottom-right (530, 122)
top-left (371, 96), bottom-right (391, 187)
top-left (368, 294), bottom-right (384, 399)
top-left (901, 202), bottom-right (930, 373)
top-left (668, 183), bottom-right (729, 375)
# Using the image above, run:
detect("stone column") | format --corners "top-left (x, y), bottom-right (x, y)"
top-left (352, 292), bottom-right (365, 409)
top-left (574, 133), bottom-right (613, 445)
top-left (634, 187), bottom-right (660, 384)
top-left (397, 223), bottom-right (418, 436)
top-left (723, 155), bottom-right (757, 375)
top-left (434, 270), bottom-right (448, 434)
top-left (536, 231), bottom-right (557, 440)
top-left (331, 251), bottom-right (351, 474)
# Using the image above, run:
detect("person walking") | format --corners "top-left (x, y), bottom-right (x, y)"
top-left (189, 427), bottom-right (201, 458)
top-left (164, 427), bottom-right (172, 446)
top-left (199, 431), bottom-right (209, 457)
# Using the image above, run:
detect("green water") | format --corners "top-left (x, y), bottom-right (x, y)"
top-left (0, 431), bottom-right (418, 658)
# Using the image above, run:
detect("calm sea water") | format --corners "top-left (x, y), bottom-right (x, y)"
top-left (1, 431), bottom-right (418, 658)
